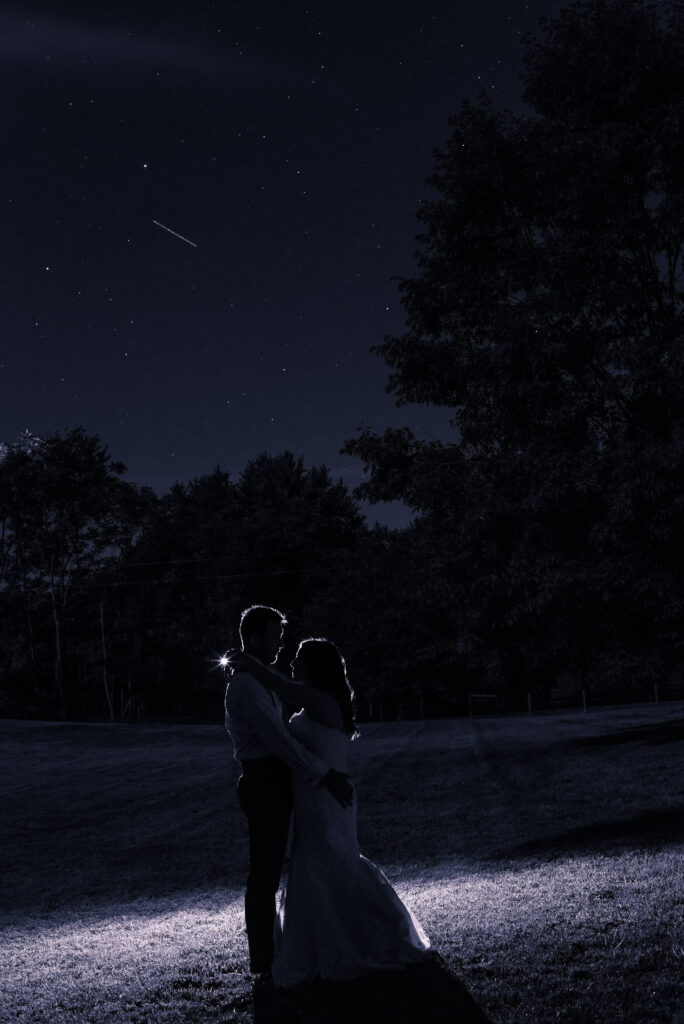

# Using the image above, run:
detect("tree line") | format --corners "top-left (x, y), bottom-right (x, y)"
top-left (3, 0), bottom-right (684, 723)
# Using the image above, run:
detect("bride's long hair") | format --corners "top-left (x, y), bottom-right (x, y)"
top-left (295, 638), bottom-right (359, 738)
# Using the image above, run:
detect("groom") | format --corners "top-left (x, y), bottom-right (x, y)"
top-left (224, 604), bottom-right (354, 979)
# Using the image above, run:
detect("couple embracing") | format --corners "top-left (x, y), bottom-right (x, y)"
top-left (223, 604), bottom-right (430, 991)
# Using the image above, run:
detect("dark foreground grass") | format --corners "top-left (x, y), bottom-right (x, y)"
top-left (1, 702), bottom-right (683, 1023)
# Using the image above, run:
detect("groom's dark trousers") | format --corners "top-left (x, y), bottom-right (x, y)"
top-left (237, 756), bottom-right (293, 974)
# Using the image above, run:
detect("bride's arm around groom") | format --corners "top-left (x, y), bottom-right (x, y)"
top-left (225, 661), bottom-right (352, 803)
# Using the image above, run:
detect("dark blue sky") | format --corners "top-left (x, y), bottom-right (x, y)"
top-left (0, 0), bottom-right (563, 523)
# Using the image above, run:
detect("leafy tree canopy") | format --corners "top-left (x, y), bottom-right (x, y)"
top-left (0, 427), bottom-right (150, 717)
top-left (344, 0), bottom-right (684, 698)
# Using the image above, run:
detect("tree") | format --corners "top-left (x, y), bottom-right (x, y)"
top-left (108, 467), bottom-right (240, 718)
top-left (345, 0), bottom-right (684, 701)
top-left (234, 451), bottom-right (366, 615)
top-left (314, 521), bottom-right (472, 720)
top-left (0, 428), bottom-right (149, 718)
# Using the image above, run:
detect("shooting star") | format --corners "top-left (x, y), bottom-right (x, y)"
top-left (152, 220), bottom-right (197, 248)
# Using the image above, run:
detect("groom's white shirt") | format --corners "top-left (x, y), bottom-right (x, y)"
top-left (225, 669), bottom-right (328, 785)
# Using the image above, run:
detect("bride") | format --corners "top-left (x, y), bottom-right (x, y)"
top-left (228, 637), bottom-right (429, 988)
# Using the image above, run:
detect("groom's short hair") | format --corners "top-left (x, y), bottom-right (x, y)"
top-left (239, 605), bottom-right (287, 645)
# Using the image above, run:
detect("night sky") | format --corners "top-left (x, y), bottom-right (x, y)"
top-left (1, 0), bottom-right (563, 523)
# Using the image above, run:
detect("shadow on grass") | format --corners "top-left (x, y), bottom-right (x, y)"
top-left (568, 716), bottom-right (684, 748)
top-left (254, 959), bottom-right (493, 1024)
top-left (500, 805), bottom-right (684, 860)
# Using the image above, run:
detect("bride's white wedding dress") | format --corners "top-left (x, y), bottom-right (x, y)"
top-left (271, 711), bottom-right (430, 988)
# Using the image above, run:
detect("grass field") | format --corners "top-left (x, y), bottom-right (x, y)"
top-left (1, 702), bottom-right (683, 1023)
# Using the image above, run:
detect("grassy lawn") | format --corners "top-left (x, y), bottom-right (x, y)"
top-left (1, 702), bottom-right (683, 1023)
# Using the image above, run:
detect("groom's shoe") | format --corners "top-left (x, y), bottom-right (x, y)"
top-left (252, 971), bottom-right (278, 1008)
top-left (252, 973), bottom-right (303, 1023)
top-left (251, 972), bottom-right (274, 993)
top-left (251, 973), bottom-right (281, 1023)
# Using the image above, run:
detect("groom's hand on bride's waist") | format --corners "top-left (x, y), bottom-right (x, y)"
top-left (322, 769), bottom-right (354, 808)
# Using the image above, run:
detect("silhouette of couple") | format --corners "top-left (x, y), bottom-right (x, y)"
top-left (224, 605), bottom-right (430, 992)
